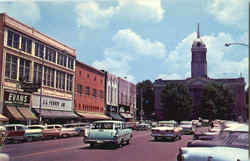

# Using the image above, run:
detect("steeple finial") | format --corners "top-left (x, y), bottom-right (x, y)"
top-left (197, 23), bottom-right (200, 38)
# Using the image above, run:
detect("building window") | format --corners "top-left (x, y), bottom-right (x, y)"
top-left (66, 74), bottom-right (73, 91)
top-left (43, 66), bottom-right (55, 87)
top-left (77, 84), bottom-right (82, 94)
top-left (7, 30), bottom-right (20, 49)
top-left (100, 90), bottom-right (104, 99)
top-left (56, 71), bottom-right (65, 90)
top-left (21, 36), bottom-right (32, 54)
top-left (45, 46), bottom-right (56, 63)
top-left (33, 63), bottom-right (43, 84)
top-left (94, 76), bottom-right (96, 81)
top-left (85, 86), bottom-right (90, 96)
top-left (35, 41), bottom-right (44, 58)
top-left (19, 58), bottom-right (31, 81)
top-left (87, 74), bottom-right (89, 78)
top-left (5, 53), bottom-right (17, 80)
top-left (68, 56), bottom-right (74, 69)
top-left (79, 71), bottom-right (81, 76)
top-left (57, 52), bottom-right (67, 67)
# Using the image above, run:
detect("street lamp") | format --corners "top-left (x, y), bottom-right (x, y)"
top-left (225, 43), bottom-right (248, 47)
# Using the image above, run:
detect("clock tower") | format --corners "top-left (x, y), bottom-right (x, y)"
top-left (191, 24), bottom-right (207, 78)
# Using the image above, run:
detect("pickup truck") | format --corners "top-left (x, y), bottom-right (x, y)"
top-left (83, 120), bottom-right (132, 147)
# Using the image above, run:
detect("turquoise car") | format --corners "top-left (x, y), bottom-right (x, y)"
top-left (83, 120), bottom-right (132, 147)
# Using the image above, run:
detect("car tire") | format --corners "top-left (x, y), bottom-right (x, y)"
top-left (89, 143), bottom-right (94, 147)
top-left (154, 136), bottom-right (158, 141)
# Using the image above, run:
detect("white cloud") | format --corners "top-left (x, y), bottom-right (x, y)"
top-left (0, 0), bottom-right (40, 25)
top-left (206, 0), bottom-right (248, 30)
top-left (92, 29), bottom-right (166, 83)
top-left (75, 1), bottom-right (115, 29)
top-left (163, 31), bottom-right (248, 87)
top-left (75, 0), bottom-right (164, 29)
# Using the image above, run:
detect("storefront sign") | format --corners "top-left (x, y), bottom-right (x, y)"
top-left (4, 91), bottom-right (30, 104)
top-left (32, 95), bottom-right (72, 111)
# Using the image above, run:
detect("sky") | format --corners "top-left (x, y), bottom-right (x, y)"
top-left (0, 0), bottom-right (249, 87)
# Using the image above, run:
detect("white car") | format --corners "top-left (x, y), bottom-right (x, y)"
top-left (177, 146), bottom-right (248, 161)
top-left (151, 120), bottom-right (182, 141)
top-left (179, 121), bottom-right (195, 134)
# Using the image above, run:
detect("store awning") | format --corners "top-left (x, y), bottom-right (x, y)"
top-left (120, 113), bottom-right (133, 119)
top-left (6, 106), bottom-right (25, 121)
top-left (107, 112), bottom-right (124, 121)
top-left (76, 111), bottom-right (111, 120)
top-left (34, 109), bottom-right (79, 119)
top-left (18, 107), bottom-right (38, 120)
top-left (0, 114), bottom-right (9, 122)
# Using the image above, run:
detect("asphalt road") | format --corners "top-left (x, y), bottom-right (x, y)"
top-left (2, 128), bottom-right (207, 161)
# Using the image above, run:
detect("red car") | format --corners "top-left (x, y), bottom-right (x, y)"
top-left (42, 125), bottom-right (61, 139)
top-left (4, 124), bottom-right (26, 143)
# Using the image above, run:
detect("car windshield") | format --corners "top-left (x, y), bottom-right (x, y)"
top-left (92, 123), bottom-right (114, 129)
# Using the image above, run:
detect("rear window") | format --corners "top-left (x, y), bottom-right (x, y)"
top-left (92, 123), bottom-right (114, 129)
top-left (6, 126), bottom-right (15, 131)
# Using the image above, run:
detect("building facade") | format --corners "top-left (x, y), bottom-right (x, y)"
top-left (0, 13), bottom-right (77, 124)
top-left (118, 77), bottom-right (134, 121)
top-left (74, 60), bottom-right (109, 121)
top-left (153, 24), bottom-right (246, 121)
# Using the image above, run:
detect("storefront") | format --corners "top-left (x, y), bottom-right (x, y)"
top-left (105, 106), bottom-right (124, 121)
top-left (3, 90), bottom-right (38, 124)
top-left (75, 111), bottom-right (110, 122)
top-left (32, 95), bottom-right (78, 124)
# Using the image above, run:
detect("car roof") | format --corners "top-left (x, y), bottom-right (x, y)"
top-left (158, 120), bottom-right (177, 124)
top-left (93, 120), bottom-right (124, 123)
top-left (28, 124), bottom-right (46, 127)
top-left (4, 124), bottom-right (26, 127)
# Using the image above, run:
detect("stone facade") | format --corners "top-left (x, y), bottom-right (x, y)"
top-left (153, 24), bottom-right (246, 121)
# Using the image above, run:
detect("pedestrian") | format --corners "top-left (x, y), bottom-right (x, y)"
top-left (210, 120), bottom-right (214, 128)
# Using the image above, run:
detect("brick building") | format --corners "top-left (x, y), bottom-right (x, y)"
top-left (74, 60), bottom-right (109, 121)
top-left (0, 13), bottom-right (78, 124)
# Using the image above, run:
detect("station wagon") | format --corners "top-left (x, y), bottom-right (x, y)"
top-left (83, 120), bottom-right (132, 147)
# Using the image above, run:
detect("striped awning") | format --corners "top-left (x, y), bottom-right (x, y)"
top-left (6, 106), bottom-right (25, 121)
top-left (76, 111), bottom-right (111, 120)
top-left (18, 107), bottom-right (38, 120)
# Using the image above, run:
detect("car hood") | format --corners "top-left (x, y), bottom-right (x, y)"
top-left (25, 129), bottom-right (42, 133)
top-left (181, 147), bottom-right (248, 161)
top-left (187, 139), bottom-right (222, 147)
top-left (151, 127), bottom-right (174, 131)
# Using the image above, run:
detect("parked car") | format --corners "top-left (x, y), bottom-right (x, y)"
top-left (25, 125), bottom-right (46, 142)
top-left (83, 120), bottom-right (133, 147)
top-left (42, 125), bottom-right (61, 139)
top-left (63, 123), bottom-right (89, 136)
top-left (135, 123), bottom-right (150, 131)
top-left (179, 121), bottom-right (195, 134)
top-left (4, 124), bottom-right (26, 143)
top-left (187, 124), bottom-right (248, 148)
top-left (177, 146), bottom-right (248, 161)
top-left (151, 120), bottom-right (182, 141)
top-left (45, 124), bottom-right (79, 138)
top-left (191, 120), bottom-right (202, 127)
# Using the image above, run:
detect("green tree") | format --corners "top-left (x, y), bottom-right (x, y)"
top-left (136, 80), bottom-right (154, 120)
top-left (160, 83), bottom-right (193, 121)
top-left (199, 83), bottom-right (234, 120)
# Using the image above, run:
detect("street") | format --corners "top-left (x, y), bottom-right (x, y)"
top-left (1, 130), bottom-right (200, 161)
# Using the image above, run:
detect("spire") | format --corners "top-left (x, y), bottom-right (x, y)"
top-left (197, 23), bottom-right (200, 38)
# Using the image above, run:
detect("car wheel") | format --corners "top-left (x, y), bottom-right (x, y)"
top-left (154, 136), bottom-right (158, 141)
top-left (89, 143), bottom-right (94, 147)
